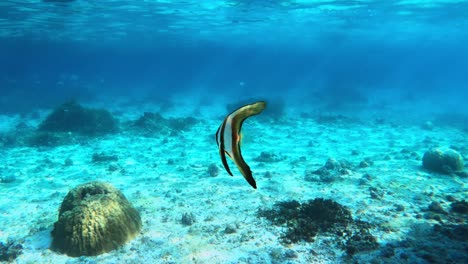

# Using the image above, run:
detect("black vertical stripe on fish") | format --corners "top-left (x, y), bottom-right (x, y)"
top-left (218, 115), bottom-right (233, 176)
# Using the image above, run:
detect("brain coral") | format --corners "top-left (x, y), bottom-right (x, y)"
top-left (51, 182), bottom-right (141, 257)
top-left (423, 148), bottom-right (464, 174)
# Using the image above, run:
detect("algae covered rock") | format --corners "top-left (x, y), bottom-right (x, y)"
top-left (51, 182), bottom-right (141, 257)
top-left (422, 148), bottom-right (464, 174)
top-left (257, 198), bottom-right (378, 255)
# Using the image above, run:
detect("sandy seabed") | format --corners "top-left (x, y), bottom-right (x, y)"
top-left (0, 100), bottom-right (467, 264)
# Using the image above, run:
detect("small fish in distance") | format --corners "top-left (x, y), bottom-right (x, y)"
top-left (215, 101), bottom-right (266, 189)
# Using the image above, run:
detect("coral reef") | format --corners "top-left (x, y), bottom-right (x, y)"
top-left (258, 198), bottom-right (378, 255)
top-left (132, 112), bottom-right (198, 136)
top-left (51, 181), bottom-right (141, 257)
top-left (422, 148), bottom-right (464, 174)
top-left (38, 101), bottom-right (118, 136)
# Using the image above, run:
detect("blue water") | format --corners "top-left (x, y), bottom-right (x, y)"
top-left (1, 1), bottom-right (468, 263)
top-left (1, 0), bottom-right (467, 116)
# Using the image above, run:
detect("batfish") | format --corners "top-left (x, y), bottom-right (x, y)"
top-left (216, 101), bottom-right (266, 189)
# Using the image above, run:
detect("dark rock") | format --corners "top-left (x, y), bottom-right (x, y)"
top-left (305, 158), bottom-right (352, 183)
top-left (401, 148), bottom-right (411, 154)
top-left (432, 214), bottom-right (443, 222)
top-left (399, 252), bottom-right (409, 260)
top-left (380, 244), bottom-right (395, 258)
top-left (428, 201), bottom-right (447, 214)
top-left (64, 158), bottom-right (73, 166)
top-left (358, 177), bottom-right (370, 186)
top-left (253, 152), bottom-right (285, 163)
top-left (181, 212), bottom-right (196, 226)
top-left (224, 224), bottom-right (237, 234)
top-left (410, 152), bottom-right (420, 159)
top-left (284, 249), bottom-right (298, 259)
top-left (264, 171), bottom-right (273, 178)
top-left (446, 195), bottom-right (456, 202)
top-left (92, 152), bottom-right (118, 163)
top-left (108, 163), bottom-right (119, 172)
top-left (0, 174), bottom-right (16, 184)
top-left (208, 163), bottom-right (219, 177)
top-left (305, 169), bottom-right (336, 183)
top-left (436, 224), bottom-right (468, 241)
top-left (369, 186), bottom-right (384, 200)
top-left (394, 204), bottom-right (405, 212)
top-left (359, 161), bottom-right (370, 168)
top-left (0, 239), bottom-right (23, 262)
top-left (451, 200), bottom-right (468, 214)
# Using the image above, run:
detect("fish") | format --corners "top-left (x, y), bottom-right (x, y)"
top-left (216, 101), bottom-right (266, 189)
